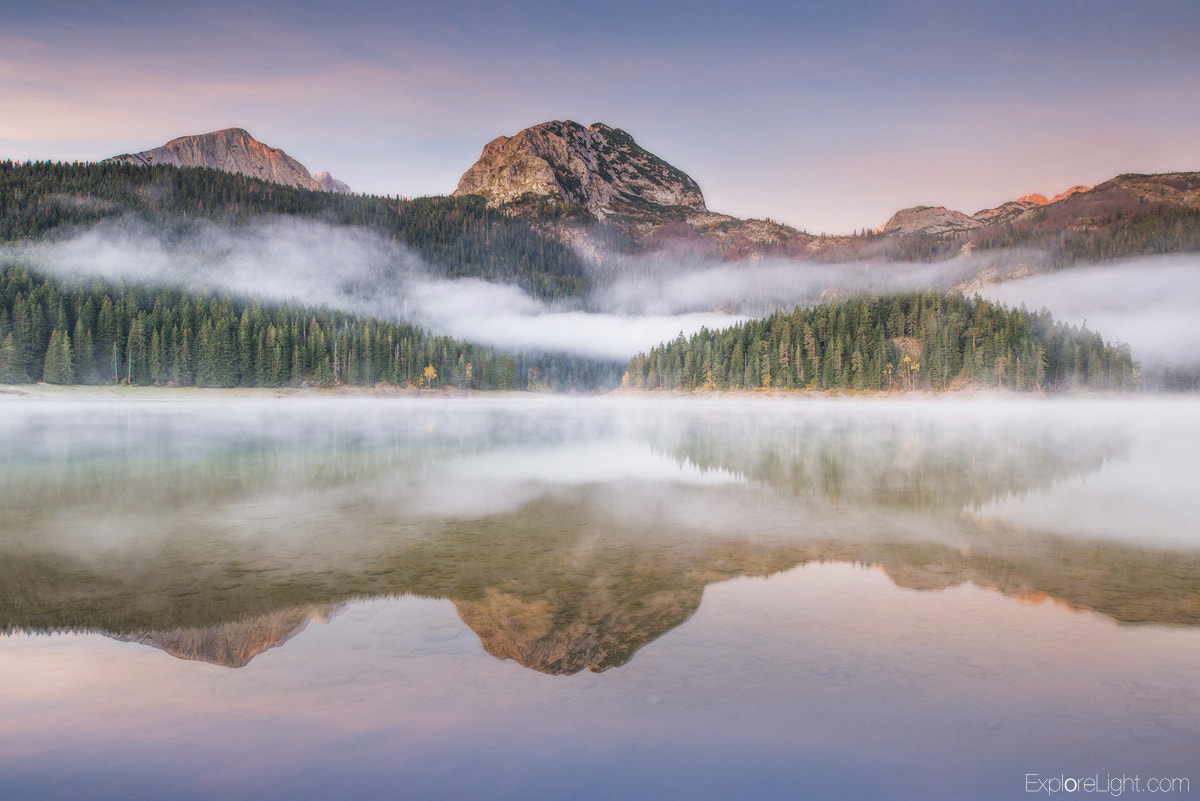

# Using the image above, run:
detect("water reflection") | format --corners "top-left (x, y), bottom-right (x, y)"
top-left (2, 397), bottom-right (1198, 675)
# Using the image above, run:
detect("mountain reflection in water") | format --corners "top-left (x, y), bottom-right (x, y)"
top-left (2, 397), bottom-right (1198, 674)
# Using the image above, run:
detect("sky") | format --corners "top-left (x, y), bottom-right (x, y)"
top-left (3, 0), bottom-right (1199, 234)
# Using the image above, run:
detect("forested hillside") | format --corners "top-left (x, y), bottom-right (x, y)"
top-left (0, 264), bottom-right (619, 390)
top-left (855, 206), bottom-right (1200, 265)
top-left (845, 173), bottom-right (1200, 266)
top-left (6, 161), bottom-right (1197, 292)
top-left (0, 160), bottom-right (590, 300)
top-left (627, 292), bottom-right (1136, 392)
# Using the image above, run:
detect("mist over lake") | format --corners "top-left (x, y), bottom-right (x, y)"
top-left (2, 394), bottom-right (1197, 800)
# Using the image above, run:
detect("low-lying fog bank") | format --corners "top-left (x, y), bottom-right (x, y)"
top-left (7, 217), bottom-right (1200, 372)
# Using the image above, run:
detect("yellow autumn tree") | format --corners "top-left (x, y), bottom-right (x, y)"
top-left (901, 354), bottom-right (920, 390)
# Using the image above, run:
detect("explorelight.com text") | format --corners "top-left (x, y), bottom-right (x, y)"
top-left (1027, 774), bottom-right (1191, 796)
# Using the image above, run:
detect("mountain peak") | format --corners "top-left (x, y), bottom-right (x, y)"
top-left (106, 128), bottom-right (350, 194)
top-left (313, 171), bottom-right (352, 194)
top-left (877, 205), bottom-right (984, 236)
top-left (453, 120), bottom-right (706, 219)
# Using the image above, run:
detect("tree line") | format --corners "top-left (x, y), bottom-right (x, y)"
top-left (7, 162), bottom-right (1198, 278)
top-left (626, 292), bottom-right (1136, 392)
top-left (0, 264), bottom-right (619, 391)
top-left (0, 160), bottom-right (591, 300)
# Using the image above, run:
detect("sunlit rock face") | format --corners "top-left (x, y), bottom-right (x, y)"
top-left (453, 120), bottom-right (707, 220)
top-left (1051, 184), bottom-right (1090, 202)
top-left (972, 186), bottom-right (1091, 225)
top-left (107, 128), bottom-right (350, 194)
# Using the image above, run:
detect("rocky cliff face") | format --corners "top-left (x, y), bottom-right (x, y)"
top-left (107, 128), bottom-right (350, 194)
top-left (454, 120), bottom-right (706, 220)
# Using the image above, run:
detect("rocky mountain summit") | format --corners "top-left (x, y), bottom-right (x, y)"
top-left (454, 120), bottom-right (706, 219)
top-left (454, 120), bottom-right (820, 257)
top-left (876, 205), bottom-right (985, 236)
top-left (107, 128), bottom-right (350, 194)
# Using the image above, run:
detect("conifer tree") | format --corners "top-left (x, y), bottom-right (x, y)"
top-left (41, 329), bottom-right (74, 384)
top-left (0, 332), bottom-right (27, 384)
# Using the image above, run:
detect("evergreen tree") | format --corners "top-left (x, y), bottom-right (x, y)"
top-left (0, 332), bottom-right (27, 383)
top-left (41, 329), bottom-right (74, 384)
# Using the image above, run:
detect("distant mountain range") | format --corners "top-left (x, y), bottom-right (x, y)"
top-left (103, 123), bottom-right (1200, 263)
top-left (877, 187), bottom-right (1091, 236)
top-left (874, 174), bottom-right (1200, 238)
top-left (449, 120), bottom-right (1200, 259)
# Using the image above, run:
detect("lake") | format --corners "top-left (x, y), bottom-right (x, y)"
top-left (1, 394), bottom-right (1197, 800)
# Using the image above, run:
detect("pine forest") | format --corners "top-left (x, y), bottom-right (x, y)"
top-left (0, 264), bottom-right (618, 391)
top-left (625, 292), bottom-right (1136, 392)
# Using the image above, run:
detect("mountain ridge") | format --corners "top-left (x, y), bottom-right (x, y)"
top-left (450, 120), bottom-right (1200, 266)
top-left (97, 122), bottom-right (1200, 261)
top-left (880, 184), bottom-right (1093, 234)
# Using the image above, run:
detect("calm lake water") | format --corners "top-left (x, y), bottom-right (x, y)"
top-left (1, 395), bottom-right (1198, 800)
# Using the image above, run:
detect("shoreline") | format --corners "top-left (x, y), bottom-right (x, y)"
top-left (0, 383), bottom-right (547, 401)
top-left (0, 382), bottom-right (1145, 402)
